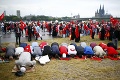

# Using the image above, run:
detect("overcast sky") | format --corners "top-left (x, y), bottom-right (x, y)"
top-left (0, 0), bottom-right (120, 18)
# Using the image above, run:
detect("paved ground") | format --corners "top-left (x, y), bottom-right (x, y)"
top-left (0, 29), bottom-right (53, 43)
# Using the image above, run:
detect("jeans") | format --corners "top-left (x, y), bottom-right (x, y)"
top-left (83, 30), bottom-right (90, 36)
top-left (66, 30), bottom-right (69, 37)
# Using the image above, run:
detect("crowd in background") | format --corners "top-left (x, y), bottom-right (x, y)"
top-left (0, 19), bottom-right (120, 48)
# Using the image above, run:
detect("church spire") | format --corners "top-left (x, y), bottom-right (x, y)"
top-left (102, 5), bottom-right (105, 15)
top-left (100, 4), bottom-right (101, 10)
top-left (97, 9), bottom-right (98, 13)
top-left (102, 5), bottom-right (104, 11)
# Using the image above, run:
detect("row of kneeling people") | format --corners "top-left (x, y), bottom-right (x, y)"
top-left (5, 41), bottom-right (118, 60)
top-left (3, 41), bottom-right (119, 73)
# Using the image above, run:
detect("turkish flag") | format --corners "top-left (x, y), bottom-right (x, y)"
top-left (110, 16), bottom-right (117, 26)
top-left (20, 20), bottom-right (26, 30)
top-left (0, 12), bottom-right (4, 20)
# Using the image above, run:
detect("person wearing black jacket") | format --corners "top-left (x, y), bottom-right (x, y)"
top-left (71, 25), bottom-right (76, 40)
top-left (28, 23), bottom-right (32, 42)
top-left (14, 24), bottom-right (22, 45)
top-left (100, 26), bottom-right (106, 40)
top-left (112, 26), bottom-right (119, 49)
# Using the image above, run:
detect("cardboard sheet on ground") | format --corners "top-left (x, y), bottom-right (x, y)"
top-left (12, 65), bottom-right (35, 73)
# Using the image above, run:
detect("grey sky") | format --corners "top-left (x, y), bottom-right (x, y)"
top-left (0, 0), bottom-right (120, 18)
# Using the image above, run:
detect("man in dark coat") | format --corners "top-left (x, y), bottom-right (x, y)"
top-left (52, 24), bottom-right (57, 37)
top-left (112, 26), bottom-right (119, 49)
top-left (100, 26), bottom-right (106, 40)
top-left (48, 23), bottom-right (52, 35)
top-left (28, 23), bottom-right (32, 42)
top-left (71, 25), bottom-right (76, 40)
top-left (14, 24), bottom-right (22, 45)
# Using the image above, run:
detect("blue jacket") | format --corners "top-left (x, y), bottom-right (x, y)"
top-left (51, 45), bottom-right (60, 54)
top-left (84, 46), bottom-right (94, 55)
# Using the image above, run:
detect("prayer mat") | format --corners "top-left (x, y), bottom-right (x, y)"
top-left (12, 65), bottom-right (35, 73)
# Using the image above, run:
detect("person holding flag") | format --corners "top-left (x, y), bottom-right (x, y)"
top-left (20, 20), bottom-right (26, 37)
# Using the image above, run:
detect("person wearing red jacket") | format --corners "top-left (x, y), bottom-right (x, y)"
top-left (59, 46), bottom-right (68, 57)
top-left (75, 25), bottom-right (80, 42)
top-left (107, 47), bottom-right (118, 57)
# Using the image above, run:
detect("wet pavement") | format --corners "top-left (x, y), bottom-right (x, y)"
top-left (0, 29), bottom-right (53, 43)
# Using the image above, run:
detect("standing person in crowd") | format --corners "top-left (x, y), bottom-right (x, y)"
top-left (59, 23), bottom-right (63, 37)
top-left (109, 25), bottom-right (114, 41)
top-left (75, 25), bottom-right (80, 42)
top-left (1, 22), bottom-right (4, 33)
top-left (112, 26), bottom-right (119, 49)
top-left (52, 24), bottom-right (58, 37)
top-left (4, 22), bottom-right (7, 34)
top-left (100, 25), bottom-right (106, 40)
top-left (91, 25), bottom-right (96, 39)
top-left (70, 24), bottom-right (76, 40)
top-left (48, 22), bottom-right (52, 35)
top-left (35, 24), bottom-right (42, 40)
top-left (28, 23), bottom-right (32, 42)
top-left (65, 23), bottom-right (70, 37)
top-left (83, 22), bottom-right (89, 36)
top-left (41, 23), bottom-right (43, 31)
top-left (14, 23), bottom-right (22, 45)
top-left (31, 23), bottom-right (35, 37)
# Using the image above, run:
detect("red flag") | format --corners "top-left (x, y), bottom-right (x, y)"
top-left (0, 12), bottom-right (4, 20)
top-left (20, 20), bottom-right (26, 30)
top-left (110, 16), bottom-right (117, 26)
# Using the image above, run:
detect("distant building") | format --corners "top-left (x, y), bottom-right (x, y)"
top-left (73, 14), bottom-right (80, 19)
top-left (95, 5), bottom-right (112, 18)
top-left (17, 10), bottom-right (20, 18)
top-left (24, 14), bottom-right (35, 20)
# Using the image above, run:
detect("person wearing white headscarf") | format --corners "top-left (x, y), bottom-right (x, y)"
top-left (15, 47), bottom-right (24, 56)
top-left (68, 45), bottom-right (77, 57)
top-left (93, 46), bottom-right (106, 58)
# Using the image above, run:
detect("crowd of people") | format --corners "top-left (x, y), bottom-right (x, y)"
top-left (0, 19), bottom-right (120, 48)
